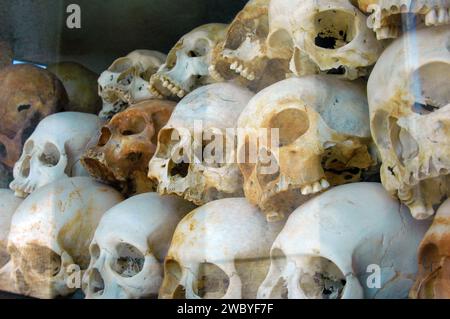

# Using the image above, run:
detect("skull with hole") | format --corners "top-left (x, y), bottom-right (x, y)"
top-left (98, 50), bottom-right (167, 119)
top-left (148, 83), bottom-right (254, 206)
top-left (258, 183), bottom-right (431, 299)
top-left (3, 177), bottom-right (123, 298)
top-left (10, 112), bottom-right (101, 198)
top-left (354, 0), bottom-right (450, 40)
top-left (0, 64), bottom-right (67, 168)
top-left (149, 24), bottom-right (228, 100)
top-left (82, 193), bottom-right (195, 299)
top-left (159, 198), bottom-right (282, 299)
top-left (210, 0), bottom-right (290, 92)
top-left (410, 198), bottom-right (450, 299)
top-left (238, 76), bottom-right (376, 221)
top-left (267, 0), bottom-right (383, 80)
top-left (0, 42), bottom-right (13, 69)
top-left (82, 100), bottom-right (175, 196)
top-left (368, 26), bottom-right (450, 220)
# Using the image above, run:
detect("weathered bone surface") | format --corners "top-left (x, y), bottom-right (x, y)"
top-left (410, 198), bottom-right (450, 299)
top-left (1, 177), bottom-right (123, 299)
top-left (355, 0), bottom-right (450, 39)
top-left (150, 24), bottom-right (228, 100)
top-left (82, 100), bottom-right (175, 196)
top-left (47, 62), bottom-right (102, 114)
top-left (0, 64), bottom-right (68, 168)
top-left (258, 183), bottom-right (431, 299)
top-left (210, 0), bottom-right (289, 92)
top-left (368, 26), bottom-right (450, 219)
top-left (10, 112), bottom-right (101, 198)
top-left (267, 0), bottom-right (383, 79)
top-left (82, 193), bottom-right (195, 299)
top-left (159, 198), bottom-right (283, 299)
top-left (238, 75), bottom-right (376, 220)
top-left (148, 83), bottom-right (254, 205)
top-left (98, 50), bottom-right (166, 119)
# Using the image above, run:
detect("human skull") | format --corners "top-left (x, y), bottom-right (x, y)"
top-left (410, 198), bottom-right (450, 299)
top-left (210, 0), bottom-right (289, 92)
top-left (0, 64), bottom-right (67, 168)
top-left (10, 112), bottom-right (101, 198)
top-left (3, 177), bottom-right (123, 298)
top-left (258, 183), bottom-right (431, 299)
top-left (0, 189), bottom-right (23, 293)
top-left (98, 50), bottom-right (166, 119)
top-left (47, 62), bottom-right (102, 114)
top-left (267, 0), bottom-right (383, 80)
top-left (82, 193), bottom-right (195, 299)
top-left (148, 83), bottom-right (254, 206)
top-left (159, 198), bottom-right (282, 299)
top-left (0, 42), bottom-right (13, 69)
top-left (82, 100), bottom-right (175, 196)
top-left (238, 76), bottom-right (375, 221)
top-left (355, 0), bottom-right (450, 39)
top-left (368, 26), bottom-right (450, 220)
top-left (149, 24), bottom-right (228, 100)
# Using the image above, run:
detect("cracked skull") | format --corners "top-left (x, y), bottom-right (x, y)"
top-left (238, 76), bottom-right (376, 220)
top-left (149, 24), bottom-right (227, 100)
top-left (210, 0), bottom-right (289, 92)
top-left (148, 83), bottom-right (254, 205)
top-left (0, 64), bottom-right (67, 168)
top-left (267, 0), bottom-right (383, 79)
top-left (354, 0), bottom-right (450, 39)
top-left (82, 193), bottom-right (194, 299)
top-left (368, 26), bottom-right (450, 220)
top-left (82, 100), bottom-right (175, 196)
top-left (3, 177), bottom-right (123, 298)
top-left (98, 50), bottom-right (166, 119)
top-left (410, 198), bottom-right (450, 299)
top-left (159, 198), bottom-right (282, 299)
top-left (258, 183), bottom-right (431, 299)
top-left (10, 112), bottom-right (101, 198)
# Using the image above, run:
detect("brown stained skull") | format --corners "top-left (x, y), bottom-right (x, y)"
top-left (0, 64), bottom-right (67, 168)
top-left (82, 99), bottom-right (175, 196)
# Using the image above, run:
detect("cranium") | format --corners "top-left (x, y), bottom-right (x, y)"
top-left (258, 183), bottom-right (431, 299)
top-left (410, 198), bottom-right (450, 298)
top-left (159, 198), bottom-right (282, 299)
top-left (238, 76), bottom-right (376, 220)
top-left (149, 24), bottom-right (228, 100)
top-left (0, 64), bottom-right (67, 168)
top-left (98, 50), bottom-right (166, 119)
top-left (148, 83), bottom-right (254, 206)
top-left (354, 0), bottom-right (450, 39)
top-left (210, 0), bottom-right (289, 92)
top-left (368, 26), bottom-right (450, 219)
top-left (82, 193), bottom-right (195, 299)
top-left (82, 100), bottom-right (175, 196)
top-left (2, 177), bottom-right (123, 298)
top-left (267, 0), bottom-right (383, 79)
top-left (10, 112), bottom-right (101, 198)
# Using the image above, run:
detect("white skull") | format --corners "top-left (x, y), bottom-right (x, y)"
top-left (149, 24), bottom-right (228, 100)
top-left (159, 198), bottom-right (283, 299)
top-left (148, 83), bottom-right (254, 205)
top-left (238, 76), bottom-right (376, 220)
top-left (10, 112), bottom-right (101, 198)
top-left (258, 183), bottom-right (431, 299)
top-left (2, 177), bottom-right (123, 298)
top-left (368, 26), bottom-right (450, 220)
top-left (355, 0), bottom-right (450, 40)
top-left (267, 0), bottom-right (383, 79)
top-left (98, 50), bottom-right (166, 119)
top-left (82, 193), bottom-right (195, 299)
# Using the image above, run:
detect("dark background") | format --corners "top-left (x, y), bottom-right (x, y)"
top-left (0, 0), bottom-right (248, 73)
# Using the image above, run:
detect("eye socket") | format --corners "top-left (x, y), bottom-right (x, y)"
top-left (38, 143), bottom-right (60, 167)
top-left (195, 262), bottom-right (229, 299)
top-left (269, 108), bottom-right (310, 147)
top-left (189, 39), bottom-right (210, 57)
top-left (17, 104), bottom-right (31, 112)
top-left (120, 116), bottom-right (147, 136)
top-left (313, 10), bottom-right (356, 50)
top-left (111, 243), bottom-right (145, 278)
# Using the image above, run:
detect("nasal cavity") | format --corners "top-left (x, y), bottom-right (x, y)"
top-left (314, 10), bottom-right (355, 49)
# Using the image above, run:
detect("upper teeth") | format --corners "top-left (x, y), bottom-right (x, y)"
top-left (227, 60), bottom-right (256, 81)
